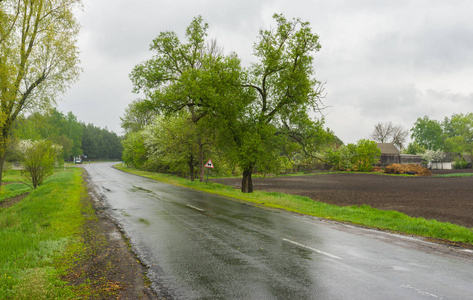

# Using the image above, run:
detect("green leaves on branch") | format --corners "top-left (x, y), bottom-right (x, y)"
top-left (0, 0), bottom-right (82, 187)
top-left (410, 113), bottom-right (473, 163)
top-left (17, 140), bottom-right (62, 188)
top-left (327, 139), bottom-right (381, 172)
top-left (127, 14), bottom-right (330, 192)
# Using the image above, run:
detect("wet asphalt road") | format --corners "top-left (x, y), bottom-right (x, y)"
top-left (84, 163), bottom-right (473, 299)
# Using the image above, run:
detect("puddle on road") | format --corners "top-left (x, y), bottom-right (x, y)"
top-left (131, 185), bottom-right (154, 194)
top-left (139, 218), bottom-right (151, 225)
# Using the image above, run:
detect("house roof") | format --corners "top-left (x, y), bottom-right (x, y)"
top-left (377, 143), bottom-right (400, 155)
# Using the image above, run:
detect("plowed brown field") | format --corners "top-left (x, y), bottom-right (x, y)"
top-left (213, 170), bottom-right (473, 229)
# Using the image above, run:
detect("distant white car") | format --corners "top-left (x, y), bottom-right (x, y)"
top-left (74, 158), bottom-right (82, 164)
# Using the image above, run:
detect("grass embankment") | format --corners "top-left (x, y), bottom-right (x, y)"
top-left (0, 168), bottom-right (92, 299)
top-left (433, 173), bottom-right (473, 178)
top-left (0, 171), bottom-right (32, 203)
top-left (115, 165), bottom-right (473, 245)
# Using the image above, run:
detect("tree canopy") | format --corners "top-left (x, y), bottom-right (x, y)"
top-left (126, 14), bottom-right (332, 192)
top-left (10, 109), bottom-right (122, 161)
top-left (410, 113), bottom-right (473, 164)
top-left (0, 0), bottom-right (82, 186)
top-left (130, 16), bottom-right (246, 182)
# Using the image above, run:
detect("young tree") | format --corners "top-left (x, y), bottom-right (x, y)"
top-left (143, 114), bottom-right (203, 180)
top-left (17, 139), bottom-right (62, 188)
top-left (0, 0), bottom-right (81, 187)
top-left (351, 139), bottom-right (381, 172)
top-left (122, 131), bottom-right (147, 168)
top-left (234, 14), bottom-right (324, 192)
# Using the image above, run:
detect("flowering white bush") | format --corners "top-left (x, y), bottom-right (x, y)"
top-left (421, 150), bottom-right (446, 163)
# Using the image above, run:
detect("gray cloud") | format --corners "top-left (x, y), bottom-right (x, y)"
top-left (60, 0), bottom-right (473, 144)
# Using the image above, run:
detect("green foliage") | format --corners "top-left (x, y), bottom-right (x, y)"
top-left (81, 123), bottom-right (122, 160)
top-left (228, 14), bottom-right (324, 192)
top-left (11, 109), bottom-right (122, 162)
top-left (453, 157), bottom-right (470, 169)
top-left (327, 139), bottom-right (380, 172)
top-left (443, 113), bottom-right (473, 158)
top-left (0, 0), bottom-right (82, 186)
top-left (120, 99), bottom-right (157, 133)
top-left (0, 168), bottom-right (88, 299)
top-left (405, 141), bottom-right (426, 155)
top-left (121, 131), bottom-right (147, 168)
top-left (352, 139), bottom-right (381, 172)
top-left (17, 140), bottom-right (63, 188)
top-left (128, 14), bottom-right (331, 192)
top-left (130, 15), bottom-right (245, 182)
top-left (411, 113), bottom-right (473, 163)
top-left (411, 116), bottom-right (445, 151)
top-left (11, 109), bottom-right (83, 161)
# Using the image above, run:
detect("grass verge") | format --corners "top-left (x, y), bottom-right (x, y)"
top-left (115, 165), bottom-right (473, 245)
top-left (0, 168), bottom-right (93, 299)
top-left (433, 173), bottom-right (473, 178)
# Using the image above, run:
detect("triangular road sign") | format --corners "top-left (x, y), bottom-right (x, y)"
top-left (204, 159), bottom-right (214, 168)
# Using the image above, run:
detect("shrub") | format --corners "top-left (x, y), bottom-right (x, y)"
top-left (384, 163), bottom-right (431, 176)
top-left (17, 140), bottom-right (63, 188)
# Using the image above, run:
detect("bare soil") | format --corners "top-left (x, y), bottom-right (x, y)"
top-left (213, 169), bottom-right (473, 229)
top-left (61, 173), bottom-right (158, 299)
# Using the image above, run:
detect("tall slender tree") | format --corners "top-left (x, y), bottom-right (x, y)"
top-left (234, 14), bottom-right (324, 192)
top-left (0, 0), bottom-right (81, 186)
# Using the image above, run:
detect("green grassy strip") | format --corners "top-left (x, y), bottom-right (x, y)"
top-left (1, 170), bottom-right (33, 202)
top-left (116, 165), bottom-right (473, 245)
top-left (0, 183), bottom-right (31, 203)
top-left (433, 173), bottom-right (473, 178)
top-left (0, 168), bottom-right (91, 299)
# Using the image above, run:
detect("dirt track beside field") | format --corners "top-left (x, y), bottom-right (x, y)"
top-left (213, 170), bottom-right (473, 229)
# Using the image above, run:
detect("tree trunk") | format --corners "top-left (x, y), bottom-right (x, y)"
top-left (0, 154), bottom-right (5, 192)
top-left (198, 142), bottom-right (204, 182)
top-left (241, 168), bottom-right (253, 193)
top-left (0, 135), bottom-right (8, 192)
top-left (189, 155), bottom-right (195, 181)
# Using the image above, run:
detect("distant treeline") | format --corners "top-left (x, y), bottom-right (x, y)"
top-left (9, 108), bottom-right (122, 161)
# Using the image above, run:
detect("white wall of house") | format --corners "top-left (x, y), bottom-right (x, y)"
top-left (428, 161), bottom-right (453, 170)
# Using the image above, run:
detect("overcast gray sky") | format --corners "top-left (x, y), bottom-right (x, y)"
top-left (58, 0), bottom-right (473, 144)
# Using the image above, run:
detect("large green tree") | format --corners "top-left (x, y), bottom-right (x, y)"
top-left (443, 113), bottom-right (473, 161)
top-left (0, 0), bottom-right (81, 186)
top-left (411, 116), bottom-right (445, 151)
top-left (232, 14), bottom-right (324, 192)
top-left (130, 16), bottom-right (244, 182)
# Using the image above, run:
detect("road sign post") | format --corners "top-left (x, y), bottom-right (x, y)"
top-left (204, 159), bottom-right (214, 184)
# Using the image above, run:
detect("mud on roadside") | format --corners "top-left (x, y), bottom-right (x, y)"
top-left (63, 171), bottom-right (157, 300)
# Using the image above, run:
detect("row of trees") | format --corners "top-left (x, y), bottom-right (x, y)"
top-left (408, 113), bottom-right (473, 166)
top-left (369, 113), bottom-right (473, 168)
top-left (122, 14), bottom-right (340, 192)
top-left (9, 108), bottom-right (122, 162)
